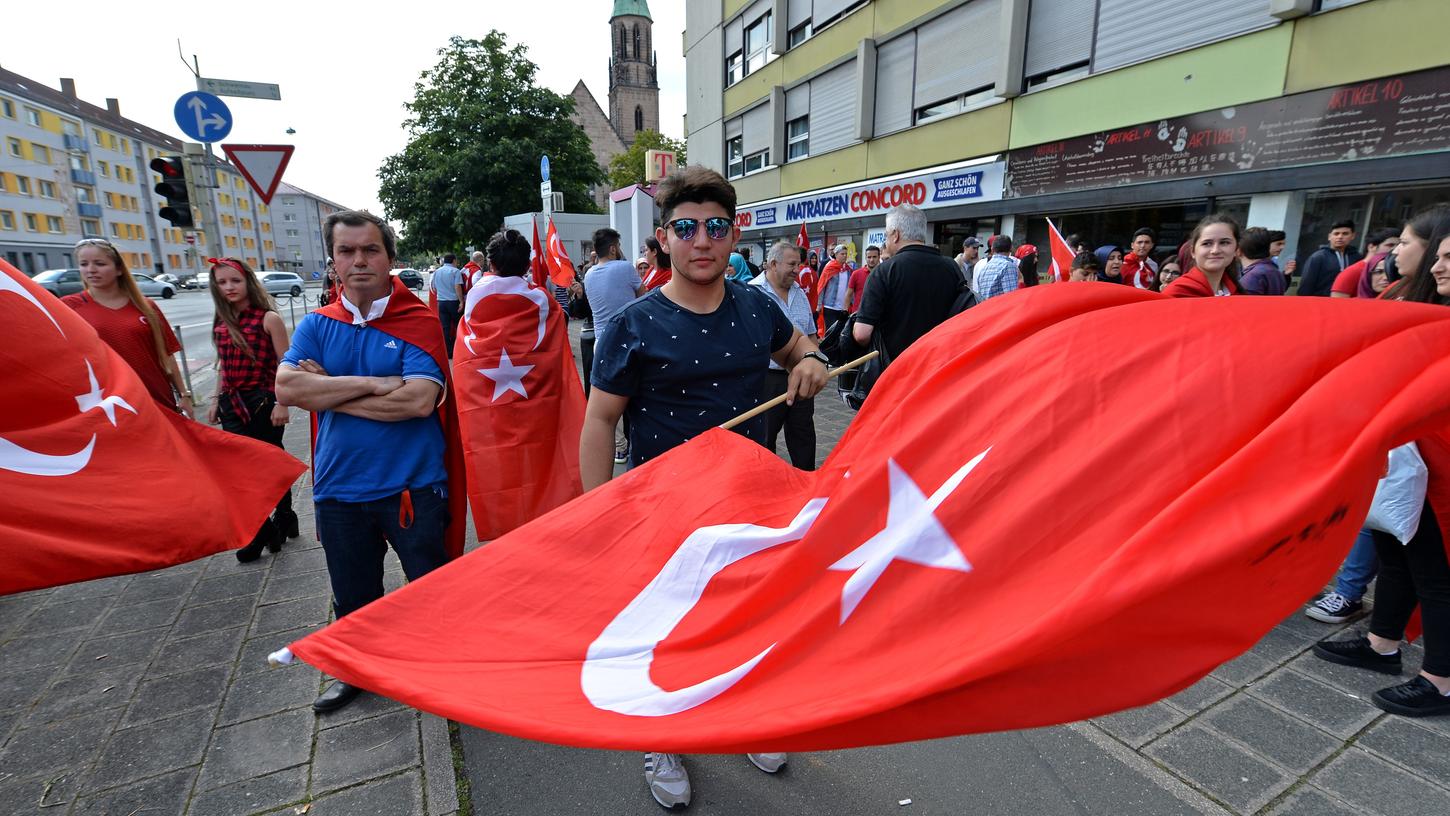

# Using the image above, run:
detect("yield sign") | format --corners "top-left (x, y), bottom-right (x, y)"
top-left (220, 144), bottom-right (295, 204)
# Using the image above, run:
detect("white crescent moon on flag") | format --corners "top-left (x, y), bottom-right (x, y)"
top-left (580, 498), bottom-right (828, 717)
top-left (461, 274), bottom-right (551, 356)
top-left (0, 271), bottom-right (64, 337)
top-left (0, 268), bottom-right (101, 476)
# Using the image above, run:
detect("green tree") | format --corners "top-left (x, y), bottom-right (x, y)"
top-left (378, 33), bottom-right (603, 255)
top-left (605, 130), bottom-right (687, 190)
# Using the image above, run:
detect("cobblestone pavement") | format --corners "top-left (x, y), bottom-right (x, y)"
top-left (2, 319), bottom-right (1449, 815)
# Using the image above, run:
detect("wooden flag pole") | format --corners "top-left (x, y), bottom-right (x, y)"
top-left (719, 351), bottom-right (880, 431)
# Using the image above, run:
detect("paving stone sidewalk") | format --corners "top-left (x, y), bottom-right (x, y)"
top-left (0, 385), bottom-right (462, 816)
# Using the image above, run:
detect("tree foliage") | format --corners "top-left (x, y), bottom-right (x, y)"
top-left (378, 33), bottom-right (603, 255)
top-left (606, 130), bottom-right (687, 190)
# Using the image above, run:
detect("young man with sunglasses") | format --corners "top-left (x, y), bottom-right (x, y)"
top-left (581, 165), bottom-right (829, 809)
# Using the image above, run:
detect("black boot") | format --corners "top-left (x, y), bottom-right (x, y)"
top-left (237, 520), bottom-right (281, 562)
top-left (275, 508), bottom-right (300, 540)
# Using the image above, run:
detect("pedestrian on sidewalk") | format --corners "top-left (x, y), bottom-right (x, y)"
top-left (431, 253), bottom-right (464, 358)
top-left (752, 240), bottom-right (819, 470)
top-left (581, 166), bottom-right (828, 808)
top-left (205, 257), bottom-right (300, 562)
top-left (1312, 209), bottom-right (1450, 717)
top-left (276, 210), bottom-right (462, 715)
top-left (62, 238), bottom-right (194, 417)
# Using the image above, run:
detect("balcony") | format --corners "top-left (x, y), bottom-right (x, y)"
top-left (70, 168), bottom-right (97, 185)
top-left (77, 203), bottom-right (102, 218)
top-left (63, 134), bottom-right (88, 152)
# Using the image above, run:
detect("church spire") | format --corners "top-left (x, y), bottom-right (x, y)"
top-left (611, 0), bottom-right (651, 21)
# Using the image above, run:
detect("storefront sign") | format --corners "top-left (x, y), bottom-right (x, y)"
top-left (742, 160), bottom-right (1005, 232)
top-left (1006, 65), bottom-right (1450, 198)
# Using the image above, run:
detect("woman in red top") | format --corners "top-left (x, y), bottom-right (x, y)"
top-left (62, 239), bottom-right (193, 416)
top-left (1163, 215), bottom-right (1241, 298)
top-left (206, 257), bottom-right (297, 561)
top-left (640, 236), bottom-right (672, 291)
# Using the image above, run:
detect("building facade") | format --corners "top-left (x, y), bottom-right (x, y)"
top-left (685, 0), bottom-right (1450, 266)
top-left (0, 68), bottom-right (350, 281)
top-left (269, 182), bottom-right (348, 280)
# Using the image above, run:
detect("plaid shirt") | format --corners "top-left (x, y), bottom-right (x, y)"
top-left (215, 307), bottom-right (279, 419)
top-left (750, 273), bottom-right (814, 371)
top-left (974, 255), bottom-right (1020, 301)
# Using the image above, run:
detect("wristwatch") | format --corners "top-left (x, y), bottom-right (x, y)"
top-left (802, 350), bottom-right (830, 367)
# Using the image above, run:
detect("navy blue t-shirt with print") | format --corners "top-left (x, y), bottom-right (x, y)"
top-left (592, 280), bottom-right (795, 467)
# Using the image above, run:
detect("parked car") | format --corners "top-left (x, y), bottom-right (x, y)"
top-left (132, 273), bottom-right (176, 299)
top-left (257, 271), bottom-right (306, 298)
top-left (31, 268), bottom-right (84, 297)
top-left (392, 268), bottom-right (424, 290)
top-left (155, 273), bottom-right (181, 288)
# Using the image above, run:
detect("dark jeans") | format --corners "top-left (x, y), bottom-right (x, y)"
top-left (219, 390), bottom-right (294, 536)
top-left (438, 300), bottom-right (461, 358)
top-left (762, 369), bottom-right (816, 470)
top-left (315, 487), bottom-right (450, 618)
top-left (579, 331), bottom-right (595, 398)
top-left (1369, 500), bottom-right (1450, 676)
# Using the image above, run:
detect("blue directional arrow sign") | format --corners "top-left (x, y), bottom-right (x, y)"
top-left (540, 155), bottom-right (551, 182)
top-left (173, 91), bottom-right (233, 143)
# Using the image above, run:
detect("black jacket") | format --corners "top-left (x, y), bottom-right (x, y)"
top-left (1297, 244), bottom-right (1363, 297)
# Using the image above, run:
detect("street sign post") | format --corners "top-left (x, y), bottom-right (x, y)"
top-left (220, 144), bottom-right (295, 204)
top-left (541, 155), bottom-right (551, 182)
top-left (197, 77), bottom-right (281, 100)
top-left (173, 92), bottom-right (233, 143)
top-left (541, 180), bottom-right (554, 215)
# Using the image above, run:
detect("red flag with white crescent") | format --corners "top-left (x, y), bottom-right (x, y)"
top-left (544, 218), bottom-right (576, 289)
top-left (530, 219), bottom-right (548, 290)
top-left (451, 274), bottom-right (585, 540)
top-left (1046, 217), bottom-right (1076, 283)
top-left (0, 259), bottom-right (305, 595)
top-left (287, 285), bottom-right (1450, 752)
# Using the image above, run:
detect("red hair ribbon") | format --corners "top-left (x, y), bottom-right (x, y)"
top-left (208, 257), bottom-right (247, 276)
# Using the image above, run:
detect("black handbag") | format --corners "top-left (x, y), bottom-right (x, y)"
top-left (835, 315), bottom-right (891, 411)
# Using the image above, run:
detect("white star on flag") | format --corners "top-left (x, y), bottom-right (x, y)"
top-left (478, 348), bottom-right (534, 402)
top-left (828, 449), bottom-right (989, 623)
top-left (74, 360), bottom-right (137, 427)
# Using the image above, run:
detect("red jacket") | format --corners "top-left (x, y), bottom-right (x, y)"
top-left (1162, 267), bottom-right (1238, 298)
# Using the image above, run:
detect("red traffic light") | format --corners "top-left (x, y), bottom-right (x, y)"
top-left (150, 156), bottom-right (185, 178)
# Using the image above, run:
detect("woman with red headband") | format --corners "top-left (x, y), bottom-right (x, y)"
top-left (206, 256), bottom-right (299, 561)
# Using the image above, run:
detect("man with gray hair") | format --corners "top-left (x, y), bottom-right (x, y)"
top-left (752, 240), bottom-right (818, 469)
top-left (853, 204), bottom-right (962, 362)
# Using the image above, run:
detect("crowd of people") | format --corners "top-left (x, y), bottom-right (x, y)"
top-left (52, 164), bottom-right (1450, 810)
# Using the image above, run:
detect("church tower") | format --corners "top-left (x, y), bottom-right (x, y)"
top-left (608, 0), bottom-right (660, 146)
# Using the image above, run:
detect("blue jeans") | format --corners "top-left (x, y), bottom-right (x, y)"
top-left (1333, 527), bottom-right (1379, 601)
top-left (315, 487), bottom-right (450, 618)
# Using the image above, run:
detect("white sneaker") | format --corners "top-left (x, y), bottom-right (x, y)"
top-left (746, 752), bottom-right (788, 773)
top-left (644, 752), bottom-right (691, 809)
top-left (1306, 592), bottom-right (1364, 623)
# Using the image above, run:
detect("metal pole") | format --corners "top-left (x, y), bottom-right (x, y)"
top-left (288, 294), bottom-right (297, 330)
top-left (173, 323), bottom-right (195, 396)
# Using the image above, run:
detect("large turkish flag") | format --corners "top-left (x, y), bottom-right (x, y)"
top-left (452, 274), bottom-right (584, 541)
top-left (0, 259), bottom-right (306, 595)
top-left (287, 284), bottom-right (1450, 752)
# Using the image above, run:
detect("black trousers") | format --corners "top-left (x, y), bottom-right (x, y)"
top-left (438, 301), bottom-right (461, 358)
top-left (762, 369), bottom-right (815, 470)
top-left (579, 332), bottom-right (595, 398)
top-left (219, 390), bottom-right (295, 537)
top-left (1369, 499), bottom-right (1450, 676)
top-left (822, 308), bottom-right (848, 336)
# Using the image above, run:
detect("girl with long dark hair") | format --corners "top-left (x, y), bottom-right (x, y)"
top-left (206, 257), bottom-right (299, 561)
top-left (62, 239), bottom-right (193, 416)
top-left (642, 235), bottom-right (672, 291)
top-left (1163, 214), bottom-right (1241, 297)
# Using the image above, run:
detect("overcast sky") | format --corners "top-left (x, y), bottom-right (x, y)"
top-left (4, 1), bottom-right (685, 216)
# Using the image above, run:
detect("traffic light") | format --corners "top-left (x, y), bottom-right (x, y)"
top-left (150, 155), bottom-right (194, 229)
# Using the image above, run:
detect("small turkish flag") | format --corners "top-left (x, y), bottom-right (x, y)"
top-left (530, 219), bottom-right (548, 290)
top-left (0, 259), bottom-right (305, 595)
top-left (544, 218), bottom-right (576, 289)
top-left (288, 285), bottom-right (1450, 752)
top-left (1046, 217), bottom-right (1076, 283)
top-left (452, 274), bottom-right (585, 540)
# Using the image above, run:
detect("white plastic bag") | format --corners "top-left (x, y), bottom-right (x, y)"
top-left (1364, 442), bottom-right (1428, 545)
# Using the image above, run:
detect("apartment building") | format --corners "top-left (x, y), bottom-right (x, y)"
top-left (0, 67), bottom-right (350, 280)
top-left (685, 0), bottom-right (1450, 264)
